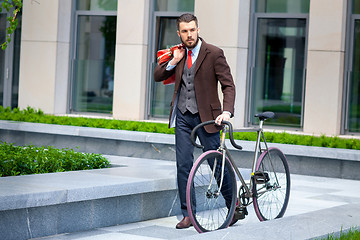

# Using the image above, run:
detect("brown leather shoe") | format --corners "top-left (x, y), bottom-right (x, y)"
top-left (176, 217), bottom-right (192, 229)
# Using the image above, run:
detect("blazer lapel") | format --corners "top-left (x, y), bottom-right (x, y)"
top-left (194, 41), bottom-right (209, 75)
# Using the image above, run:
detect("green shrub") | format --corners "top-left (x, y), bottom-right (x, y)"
top-left (0, 142), bottom-right (110, 177)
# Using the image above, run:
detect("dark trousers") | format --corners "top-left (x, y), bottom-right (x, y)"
top-left (175, 108), bottom-right (220, 217)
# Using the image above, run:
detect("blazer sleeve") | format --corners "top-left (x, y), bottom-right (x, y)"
top-left (154, 61), bottom-right (176, 82)
top-left (214, 49), bottom-right (236, 116)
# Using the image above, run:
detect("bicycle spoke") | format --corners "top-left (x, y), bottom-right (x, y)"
top-left (253, 148), bottom-right (290, 221)
top-left (186, 151), bottom-right (237, 232)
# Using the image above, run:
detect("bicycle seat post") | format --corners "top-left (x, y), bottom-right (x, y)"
top-left (259, 119), bottom-right (264, 130)
top-left (252, 119), bottom-right (265, 173)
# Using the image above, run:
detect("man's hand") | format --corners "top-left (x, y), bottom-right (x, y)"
top-left (170, 47), bottom-right (186, 65)
top-left (215, 112), bottom-right (231, 125)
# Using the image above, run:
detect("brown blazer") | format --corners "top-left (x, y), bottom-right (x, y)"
top-left (154, 39), bottom-right (236, 133)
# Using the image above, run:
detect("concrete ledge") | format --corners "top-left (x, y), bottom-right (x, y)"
top-left (1, 120), bottom-right (360, 179)
top-left (0, 156), bottom-right (182, 240)
top-left (0, 120), bottom-right (175, 145)
top-left (0, 155), bottom-right (180, 211)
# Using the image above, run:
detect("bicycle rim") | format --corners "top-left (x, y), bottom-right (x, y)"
top-left (253, 147), bottom-right (290, 221)
top-left (186, 150), bottom-right (237, 233)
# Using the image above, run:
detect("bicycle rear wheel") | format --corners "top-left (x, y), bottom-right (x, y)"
top-left (253, 147), bottom-right (290, 221)
top-left (186, 150), bottom-right (237, 233)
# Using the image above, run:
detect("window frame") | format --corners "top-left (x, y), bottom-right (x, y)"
top-left (246, 5), bottom-right (309, 129)
top-left (68, 5), bottom-right (117, 115)
top-left (343, 0), bottom-right (360, 135)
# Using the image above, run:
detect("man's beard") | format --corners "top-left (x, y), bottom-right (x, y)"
top-left (181, 35), bottom-right (199, 49)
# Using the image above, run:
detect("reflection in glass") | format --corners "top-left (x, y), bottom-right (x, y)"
top-left (77, 0), bottom-right (117, 11)
top-left (11, 12), bottom-right (21, 108)
top-left (0, 14), bottom-right (6, 106)
top-left (354, 0), bottom-right (360, 14)
top-left (348, 20), bottom-right (360, 132)
top-left (72, 15), bottom-right (116, 113)
top-left (256, 0), bottom-right (309, 13)
top-left (150, 17), bottom-right (178, 118)
top-left (251, 18), bottom-right (306, 127)
top-left (155, 0), bottom-right (194, 12)
top-left (0, 12), bottom-right (21, 108)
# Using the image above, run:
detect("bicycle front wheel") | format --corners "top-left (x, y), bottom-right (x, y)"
top-left (186, 150), bottom-right (237, 233)
top-left (253, 147), bottom-right (290, 221)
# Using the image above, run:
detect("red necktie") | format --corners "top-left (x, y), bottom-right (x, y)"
top-left (187, 50), bottom-right (192, 69)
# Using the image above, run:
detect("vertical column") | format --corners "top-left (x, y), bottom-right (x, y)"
top-left (53, 1), bottom-right (72, 114)
top-left (112, 0), bottom-right (150, 120)
top-left (303, 0), bottom-right (347, 135)
top-left (18, 0), bottom-right (71, 114)
top-left (194, 0), bottom-right (251, 128)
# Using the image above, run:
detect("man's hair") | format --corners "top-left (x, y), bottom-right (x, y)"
top-left (176, 13), bottom-right (198, 30)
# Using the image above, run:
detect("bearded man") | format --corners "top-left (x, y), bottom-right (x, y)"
top-left (154, 13), bottom-right (236, 229)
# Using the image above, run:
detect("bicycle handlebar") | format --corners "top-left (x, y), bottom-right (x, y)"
top-left (190, 120), bottom-right (243, 150)
top-left (190, 112), bottom-right (275, 150)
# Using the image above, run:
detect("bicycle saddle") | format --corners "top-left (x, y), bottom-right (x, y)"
top-left (255, 112), bottom-right (275, 121)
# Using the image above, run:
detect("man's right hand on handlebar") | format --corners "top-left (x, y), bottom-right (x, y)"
top-left (215, 111), bottom-right (231, 125)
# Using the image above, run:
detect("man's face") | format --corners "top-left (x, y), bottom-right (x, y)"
top-left (177, 20), bottom-right (199, 49)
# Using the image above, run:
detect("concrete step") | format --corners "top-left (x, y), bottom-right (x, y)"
top-left (29, 204), bottom-right (360, 240)
top-left (184, 203), bottom-right (360, 240)
top-left (0, 156), bottom-right (182, 240)
top-left (1, 154), bottom-right (360, 239)
top-left (27, 172), bottom-right (360, 240)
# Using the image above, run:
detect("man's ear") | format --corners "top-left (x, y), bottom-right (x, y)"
top-left (177, 30), bottom-right (180, 37)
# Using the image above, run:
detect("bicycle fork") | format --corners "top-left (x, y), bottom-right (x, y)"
top-left (208, 126), bottom-right (228, 197)
top-left (214, 127), bottom-right (251, 202)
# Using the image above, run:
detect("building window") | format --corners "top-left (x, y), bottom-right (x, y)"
top-left (148, 0), bottom-right (194, 119)
top-left (70, 0), bottom-right (117, 114)
top-left (155, 0), bottom-right (194, 12)
top-left (0, 8), bottom-right (21, 109)
top-left (249, 0), bottom-right (309, 127)
top-left (77, 0), bottom-right (117, 11)
top-left (344, 0), bottom-right (360, 133)
top-left (255, 0), bottom-right (309, 13)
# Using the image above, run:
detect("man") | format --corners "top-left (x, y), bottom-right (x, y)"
top-left (154, 13), bottom-right (236, 229)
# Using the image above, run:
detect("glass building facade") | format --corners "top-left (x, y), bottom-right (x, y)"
top-left (70, 0), bottom-right (117, 114)
top-left (3, 0), bottom-right (359, 136)
top-left (249, 0), bottom-right (309, 127)
top-left (149, 0), bottom-right (194, 118)
top-left (346, 0), bottom-right (360, 132)
top-left (0, 7), bottom-right (21, 109)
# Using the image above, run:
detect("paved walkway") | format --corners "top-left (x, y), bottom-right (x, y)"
top-left (30, 156), bottom-right (360, 240)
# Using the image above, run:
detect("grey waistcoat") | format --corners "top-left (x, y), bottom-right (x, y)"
top-left (177, 62), bottom-right (198, 114)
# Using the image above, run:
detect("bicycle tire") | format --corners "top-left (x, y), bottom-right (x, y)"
top-left (186, 150), bottom-right (237, 233)
top-left (253, 147), bottom-right (290, 221)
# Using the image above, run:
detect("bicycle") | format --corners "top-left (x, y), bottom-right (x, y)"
top-left (186, 112), bottom-right (290, 233)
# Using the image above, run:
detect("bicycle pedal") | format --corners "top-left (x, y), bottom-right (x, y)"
top-left (234, 206), bottom-right (248, 220)
top-left (254, 171), bottom-right (270, 184)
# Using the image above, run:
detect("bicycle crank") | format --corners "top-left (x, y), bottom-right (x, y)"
top-left (233, 205), bottom-right (248, 221)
